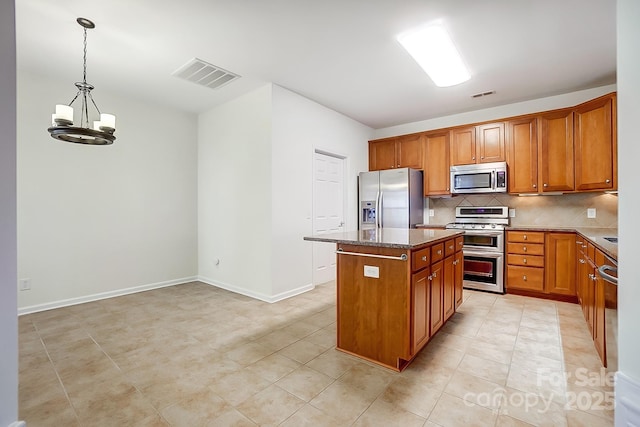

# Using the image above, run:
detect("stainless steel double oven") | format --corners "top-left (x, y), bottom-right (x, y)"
top-left (446, 207), bottom-right (508, 294)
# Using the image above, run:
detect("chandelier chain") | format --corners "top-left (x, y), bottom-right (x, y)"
top-left (83, 27), bottom-right (88, 84)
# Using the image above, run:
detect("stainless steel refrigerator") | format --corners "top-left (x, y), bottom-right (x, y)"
top-left (358, 168), bottom-right (424, 230)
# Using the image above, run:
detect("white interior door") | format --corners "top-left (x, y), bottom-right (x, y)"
top-left (312, 151), bottom-right (345, 285)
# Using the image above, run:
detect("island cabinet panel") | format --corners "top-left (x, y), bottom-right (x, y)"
top-left (454, 250), bottom-right (464, 309)
top-left (574, 94), bottom-right (616, 191)
top-left (429, 260), bottom-right (444, 335)
top-left (336, 244), bottom-right (412, 369)
top-left (411, 268), bottom-right (430, 354)
top-left (443, 255), bottom-right (455, 321)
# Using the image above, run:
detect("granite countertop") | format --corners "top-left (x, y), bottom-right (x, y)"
top-left (507, 226), bottom-right (618, 261)
top-left (304, 228), bottom-right (463, 249)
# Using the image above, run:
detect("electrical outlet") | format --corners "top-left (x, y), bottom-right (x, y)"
top-left (19, 278), bottom-right (31, 291)
top-left (587, 208), bottom-right (597, 218)
top-left (429, 209), bottom-right (435, 217)
top-left (509, 209), bottom-right (516, 218)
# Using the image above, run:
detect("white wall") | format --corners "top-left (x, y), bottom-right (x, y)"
top-left (0, 1), bottom-right (18, 424)
top-left (198, 84), bottom-right (371, 300)
top-left (270, 85), bottom-right (371, 296)
top-left (617, 0), bottom-right (640, 395)
top-left (198, 85), bottom-right (274, 299)
top-left (17, 71), bottom-right (198, 312)
top-left (373, 84), bottom-right (617, 139)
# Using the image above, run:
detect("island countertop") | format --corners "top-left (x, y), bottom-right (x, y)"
top-left (304, 228), bottom-right (464, 249)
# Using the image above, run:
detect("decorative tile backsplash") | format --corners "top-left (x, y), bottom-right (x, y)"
top-left (429, 192), bottom-right (618, 228)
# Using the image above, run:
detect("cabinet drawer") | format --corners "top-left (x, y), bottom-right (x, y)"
top-left (455, 236), bottom-right (464, 252)
top-left (431, 243), bottom-right (445, 262)
top-left (445, 239), bottom-right (456, 257)
top-left (507, 242), bottom-right (544, 256)
top-left (507, 231), bottom-right (545, 244)
top-left (507, 265), bottom-right (545, 292)
top-left (507, 254), bottom-right (545, 268)
top-left (412, 247), bottom-right (431, 272)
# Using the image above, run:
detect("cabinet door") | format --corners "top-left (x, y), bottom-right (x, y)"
top-left (593, 269), bottom-right (606, 365)
top-left (574, 95), bottom-right (616, 191)
top-left (450, 127), bottom-right (476, 166)
top-left (397, 134), bottom-right (423, 169)
top-left (429, 261), bottom-right (444, 335)
top-left (507, 118), bottom-right (538, 194)
top-left (477, 122), bottom-right (505, 163)
top-left (369, 138), bottom-right (397, 171)
top-left (454, 251), bottom-right (464, 309)
top-left (443, 255), bottom-right (455, 321)
top-left (424, 131), bottom-right (450, 195)
top-left (412, 268), bottom-right (430, 354)
top-left (545, 233), bottom-right (576, 295)
top-left (539, 110), bottom-right (575, 192)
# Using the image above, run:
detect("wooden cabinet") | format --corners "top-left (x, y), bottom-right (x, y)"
top-left (545, 233), bottom-right (576, 296)
top-left (423, 131), bottom-right (450, 195)
top-left (507, 117), bottom-right (538, 194)
top-left (539, 109), bottom-right (575, 192)
top-left (450, 123), bottom-right (505, 166)
top-left (450, 126), bottom-right (476, 165)
top-left (369, 134), bottom-right (423, 171)
top-left (454, 250), bottom-right (464, 309)
top-left (443, 238), bottom-right (457, 321)
top-left (574, 94), bottom-right (617, 191)
top-left (411, 268), bottom-right (430, 355)
top-left (506, 231), bottom-right (545, 293)
top-left (429, 260), bottom-right (444, 335)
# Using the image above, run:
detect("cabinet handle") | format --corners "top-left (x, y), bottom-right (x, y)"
top-left (588, 274), bottom-right (594, 280)
top-left (449, 245), bottom-right (454, 250)
top-left (582, 244), bottom-right (587, 249)
top-left (533, 184), bottom-right (537, 188)
top-left (606, 179), bottom-right (611, 183)
top-left (422, 256), bottom-right (427, 261)
top-left (543, 183), bottom-right (548, 187)
top-left (433, 272), bottom-right (437, 278)
top-left (428, 275), bottom-right (433, 281)
top-left (576, 241), bottom-right (583, 245)
top-left (523, 275), bottom-right (527, 281)
top-left (437, 249), bottom-right (442, 255)
top-left (523, 235), bottom-right (527, 240)
top-left (523, 246), bottom-right (527, 252)
top-left (523, 258), bottom-right (527, 264)
top-left (579, 259), bottom-right (585, 264)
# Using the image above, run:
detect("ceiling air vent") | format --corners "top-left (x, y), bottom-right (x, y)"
top-left (471, 90), bottom-right (496, 99)
top-left (172, 58), bottom-right (240, 90)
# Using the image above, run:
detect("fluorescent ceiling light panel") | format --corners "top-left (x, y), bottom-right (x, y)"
top-left (398, 25), bottom-right (470, 87)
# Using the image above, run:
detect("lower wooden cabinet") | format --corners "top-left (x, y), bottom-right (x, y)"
top-left (454, 250), bottom-right (464, 309)
top-left (506, 231), bottom-right (545, 293)
top-left (545, 233), bottom-right (576, 295)
top-left (443, 255), bottom-right (455, 322)
top-left (429, 260), bottom-right (444, 335)
top-left (411, 268), bottom-right (430, 355)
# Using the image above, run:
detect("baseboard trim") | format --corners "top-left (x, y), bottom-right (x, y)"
top-left (18, 276), bottom-right (198, 315)
top-left (616, 371), bottom-right (640, 426)
top-left (197, 276), bottom-right (314, 303)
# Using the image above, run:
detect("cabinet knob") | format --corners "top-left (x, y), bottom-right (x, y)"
top-left (472, 156), bottom-right (476, 160)
top-left (449, 245), bottom-right (454, 250)
top-left (588, 274), bottom-right (594, 280)
top-left (481, 156), bottom-right (484, 159)
top-left (606, 179), bottom-right (611, 183)
top-left (433, 272), bottom-right (437, 278)
top-left (523, 246), bottom-right (527, 252)
top-left (422, 256), bottom-right (427, 261)
top-left (579, 259), bottom-right (585, 264)
top-left (428, 275), bottom-right (433, 281)
top-left (523, 275), bottom-right (527, 281)
top-left (533, 184), bottom-right (537, 188)
top-left (437, 250), bottom-right (442, 255)
top-left (543, 183), bottom-right (548, 187)
top-left (523, 235), bottom-right (527, 240)
top-left (523, 258), bottom-right (527, 264)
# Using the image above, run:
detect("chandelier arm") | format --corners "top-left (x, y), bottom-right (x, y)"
top-left (67, 90), bottom-right (82, 107)
top-left (88, 92), bottom-right (102, 115)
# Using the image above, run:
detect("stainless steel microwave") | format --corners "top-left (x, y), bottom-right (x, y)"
top-left (450, 161), bottom-right (507, 194)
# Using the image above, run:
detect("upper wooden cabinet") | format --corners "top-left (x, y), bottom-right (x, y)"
top-left (507, 117), bottom-right (538, 193)
top-left (574, 94), bottom-right (617, 191)
top-left (423, 131), bottom-right (450, 196)
top-left (539, 109), bottom-right (575, 192)
top-left (369, 134), bottom-right (423, 171)
top-left (450, 123), bottom-right (505, 166)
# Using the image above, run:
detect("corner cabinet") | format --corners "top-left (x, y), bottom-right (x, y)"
top-left (574, 94), bottom-right (617, 191)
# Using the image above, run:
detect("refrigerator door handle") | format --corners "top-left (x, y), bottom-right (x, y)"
top-left (375, 191), bottom-right (381, 228)
top-left (378, 191), bottom-right (383, 228)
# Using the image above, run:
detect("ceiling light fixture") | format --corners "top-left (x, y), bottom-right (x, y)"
top-left (48, 18), bottom-right (116, 145)
top-left (397, 24), bottom-right (470, 87)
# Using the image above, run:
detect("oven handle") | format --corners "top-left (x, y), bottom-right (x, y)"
top-left (463, 250), bottom-right (504, 258)
top-left (461, 230), bottom-right (504, 237)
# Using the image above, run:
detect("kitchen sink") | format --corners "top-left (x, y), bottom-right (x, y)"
top-left (603, 237), bottom-right (618, 244)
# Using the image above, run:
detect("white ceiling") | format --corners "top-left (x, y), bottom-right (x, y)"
top-left (16, 0), bottom-right (616, 129)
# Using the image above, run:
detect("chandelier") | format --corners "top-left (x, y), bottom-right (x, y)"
top-left (48, 18), bottom-right (116, 145)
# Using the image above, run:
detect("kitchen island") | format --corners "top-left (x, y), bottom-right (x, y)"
top-left (304, 228), bottom-right (464, 371)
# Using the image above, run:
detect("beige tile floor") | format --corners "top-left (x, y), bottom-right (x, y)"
top-left (18, 281), bottom-right (615, 426)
